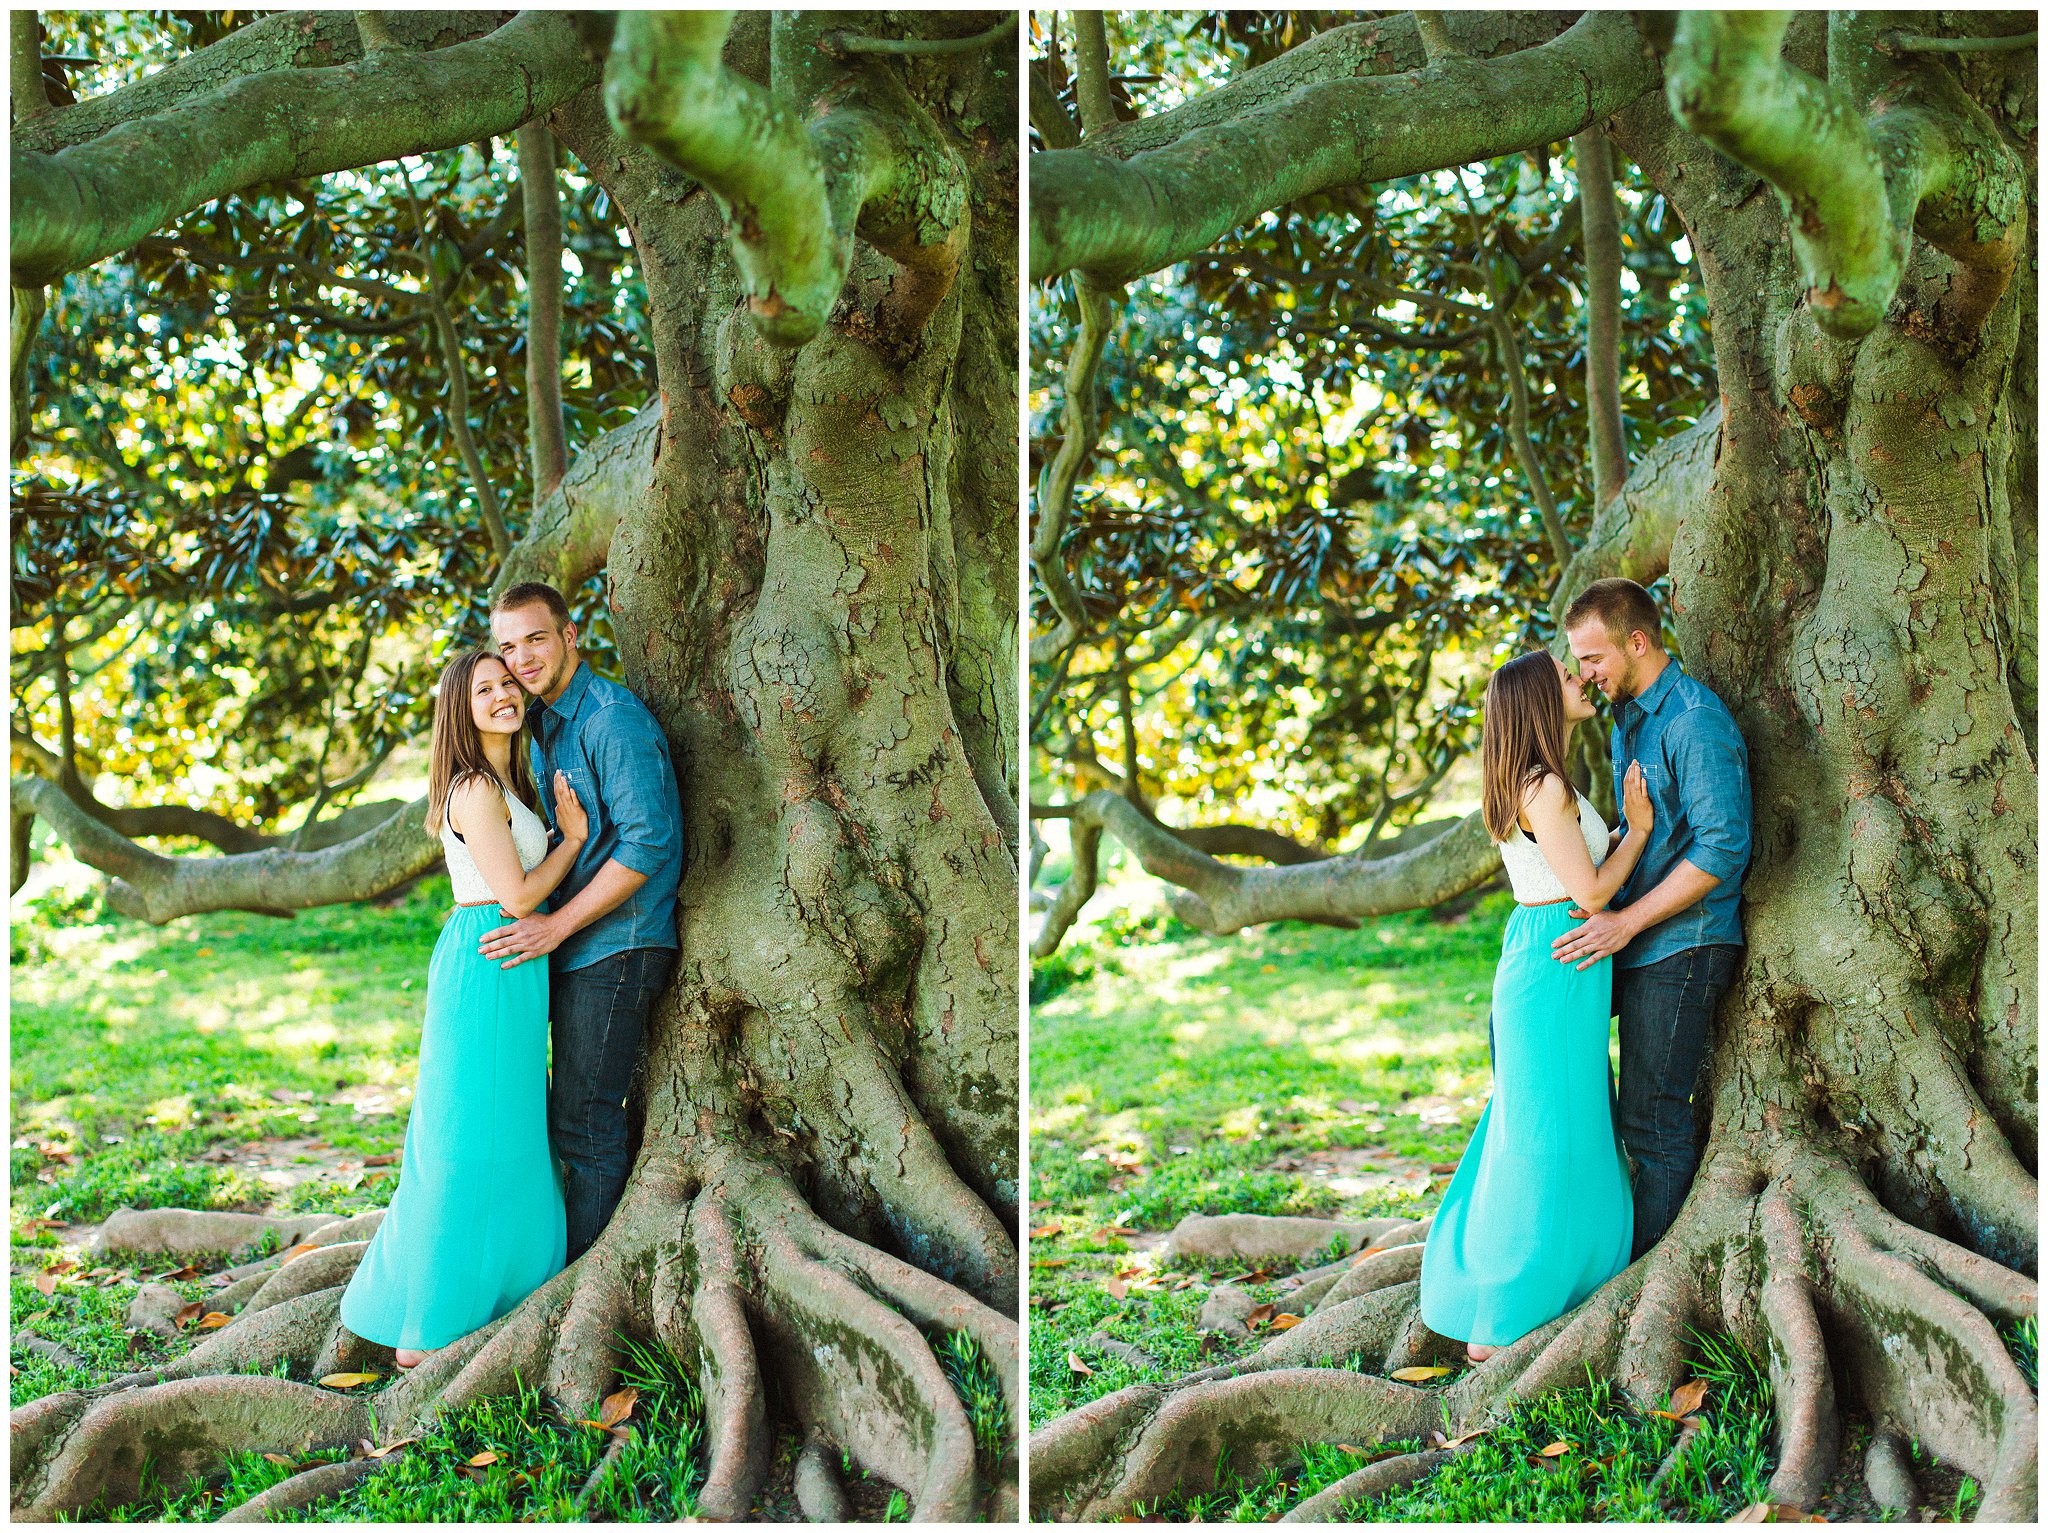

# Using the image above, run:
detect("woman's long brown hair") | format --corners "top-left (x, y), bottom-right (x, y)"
top-left (424, 650), bottom-right (538, 834)
top-left (1480, 650), bottom-right (1578, 842)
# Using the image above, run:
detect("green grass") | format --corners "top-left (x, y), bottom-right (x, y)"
top-left (1138, 1331), bottom-right (1777, 1523)
top-left (1028, 877), bottom-right (1795, 1521)
top-left (10, 873), bottom-right (440, 1408)
top-left (1029, 884), bottom-right (1514, 1427)
top-left (86, 1337), bottom-right (709, 1522)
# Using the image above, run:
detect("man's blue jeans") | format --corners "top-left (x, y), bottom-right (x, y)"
top-left (549, 947), bottom-right (675, 1262)
top-left (1616, 943), bottom-right (1742, 1259)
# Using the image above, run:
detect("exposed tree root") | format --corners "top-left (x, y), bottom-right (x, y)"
top-left (214, 1456), bottom-right (391, 1523)
top-left (794, 1434), bottom-right (852, 1521)
top-left (1280, 1442), bottom-right (1472, 1522)
top-left (14, 1377), bottom-right (368, 1522)
top-left (1031, 1133), bottom-right (2038, 1522)
top-left (9, 1148), bottom-right (1019, 1521)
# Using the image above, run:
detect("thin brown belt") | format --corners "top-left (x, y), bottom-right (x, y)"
top-left (456, 898), bottom-right (509, 908)
top-left (1517, 895), bottom-right (1574, 907)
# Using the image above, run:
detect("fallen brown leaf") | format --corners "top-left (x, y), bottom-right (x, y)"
top-left (598, 1386), bottom-right (639, 1429)
top-left (366, 1438), bottom-right (417, 1459)
top-left (364, 1153), bottom-right (399, 1167)
top-left (175, 1302), bottom-right (205, 1326)
top-left (1667, 1378), bottom-right (1710, 1417)
top-left (1067, 1351), bottom-right (1095, 1376)
top-left (1349, 1246), bottom-right (1387, 1266)
top-left (1245, 1303), bottom-right (1277, 1328)
top-left (1389, 1366), bottom-right (1452, 1382)
top-left (1029, 1224), bottom-right (1063, 1239)
top-left (1537, 1441), bottom-right (1572, 1457)
top-left (196, 1312), bottom-right (232, 1329)
top-left (280, 1244), bottom-right (321, 1264)
top-left (1268, 1313), bottom-right (1302, 1331)
top-left (468, 1451), bottom-right (500, 1467)
top-left (31, 1273), bottom-right (56, 1297)
top-left (262, 1453), bottom-right (296, 1468)
top-left (318, 1372), bottom-right (381, 1389)
top-left (1105, 1278), bottom-right (1128, 1301)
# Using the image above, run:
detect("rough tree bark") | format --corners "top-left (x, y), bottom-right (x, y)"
top-left (1029, 10), bottom-right (2035, 1521)
top-left (12, 10), bottom-right (1019, 1522)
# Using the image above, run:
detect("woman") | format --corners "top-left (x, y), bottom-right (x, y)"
top-left (340, 650), bottom-right (587, 1368)
top-left (1419, 650), bottom-right (1652, 1363)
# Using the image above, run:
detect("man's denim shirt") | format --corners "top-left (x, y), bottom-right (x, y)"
top-left (1611, 659), bottom-right (1753, 969)
top-left (527, 663), bottom-right (683, 973)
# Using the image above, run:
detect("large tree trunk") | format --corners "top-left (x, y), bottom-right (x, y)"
top-left (12, 14), bottom-right (1019, 1522)
top-left (1027, 12), bottom-right (2034, 1522)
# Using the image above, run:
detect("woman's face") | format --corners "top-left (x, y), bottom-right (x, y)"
top-left (469, 657), bottom-right (525, 738)
top-left (1556, 656), bottom-right (1596, 724)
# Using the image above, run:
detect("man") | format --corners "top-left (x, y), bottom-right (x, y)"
top-left (1552, 577), bottom-right (1752, 1259)
top-left (483, 582), bottom-right (684, 1262)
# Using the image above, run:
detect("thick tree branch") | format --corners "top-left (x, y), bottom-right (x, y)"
top-left (1575, 127), bottom-right (1628, 506)
top-left (1030, 283), bottom-right (1113, 666)
top-left (11, 12), bottom-right (594, 288)
top-left (1035, 792), bottom-right (1499, 954)
top-left (1664, 11), bottom-right (2024, 339)
top-left (493, 398), bottom-right (662, 597)
top-left (11, 12), bottom-right (510, 156)
top-left (518, 121), bottom-right (569, 502)
top-left (14, 774), bottom-right (439, 924)
top-left (1551, 402), bottom-right (1721, 620)
top-left (1030, 11), bottom-right (1659, 283)
top-left (602, 10), bottom-right (967, 347)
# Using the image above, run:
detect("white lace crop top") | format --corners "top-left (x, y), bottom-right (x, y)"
top-left (1495, 787), bottom-right (1610, 904)
top-left (441, 781), bottom-right (550, 906)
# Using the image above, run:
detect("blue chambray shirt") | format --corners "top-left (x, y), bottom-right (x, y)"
top-left (526, 662), bottom-right (683, 973)
top-left (1610, 659), bottom-right (1752, 968)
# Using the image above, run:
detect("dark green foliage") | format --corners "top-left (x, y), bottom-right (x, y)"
top-left (1030, 14), bottom-right (1716, 852)
top-left (15, 13), bottom-right (648, 844)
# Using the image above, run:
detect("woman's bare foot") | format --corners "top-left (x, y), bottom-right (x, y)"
top-left (1466, 1342), bottom-right (1496, 1364)
top-left (395, 1347), bottom-right (429, 1369)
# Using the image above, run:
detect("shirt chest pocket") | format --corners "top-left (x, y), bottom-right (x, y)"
top-left (1633, 758), bottom-right (1682, 825)
top-left (550, 762), bottom-right (601, 833)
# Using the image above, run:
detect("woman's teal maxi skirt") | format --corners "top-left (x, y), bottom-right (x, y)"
top-left (340, 903), bottom-right (565, 1351)
top-left (1420, 901), bottom-right (1633, 1347)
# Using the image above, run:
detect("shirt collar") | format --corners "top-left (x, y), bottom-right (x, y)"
top-left (534, 661), bottom-right (594, 733)
top-left (1629, 656), bottom-right (1684, 718)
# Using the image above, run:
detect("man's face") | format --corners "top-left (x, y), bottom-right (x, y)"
top-left (1566, 617), bottom-right (1643, 704)
top-left (491, 602), bottom-right (578, 704)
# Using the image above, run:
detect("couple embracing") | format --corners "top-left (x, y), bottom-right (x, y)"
top-left (338, 582), bottom-right (683, 1369)
top-left (1420, 578), bottom-right (1751, 1362)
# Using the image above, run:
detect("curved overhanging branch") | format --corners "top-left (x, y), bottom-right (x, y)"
top-left (1664, 12), bottom-right (2025, 339)
top-left (1034, 790), bottom-right (1499, 956)
top-left (601, 11), bottom-right (968, 347)
top-left (13, 774), bottom-right (438, 924)
top-left (493, 397), bottom-right (663, 597)
top-left (1030, 410), bottom-right (1721, 955)
top-left (1550, 400), bottom-right (1722, 619)
top-left (10, 12), bottom-right (597, 288)
top-left (10, 11), bottom-right (510, 156)
top-left (1029, 11), bottom-right (1659, 283)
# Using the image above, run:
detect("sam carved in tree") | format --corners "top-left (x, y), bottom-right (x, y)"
top-left (12, 9), bottom-right (1020, 1522)
top-left (1028, 9), bottom-right (2034, 1522)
